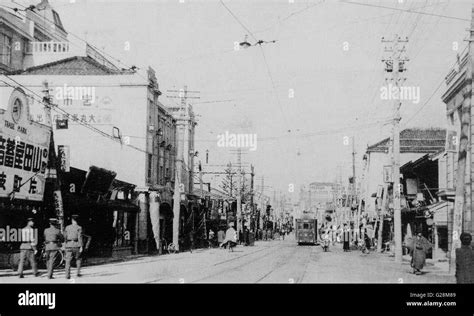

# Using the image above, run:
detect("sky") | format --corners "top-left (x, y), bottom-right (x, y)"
top-left (32, 0), bottom-right (474, 200)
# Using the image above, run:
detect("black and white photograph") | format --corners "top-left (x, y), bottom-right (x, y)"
top-left (0, 0), bottom-right (473, 314)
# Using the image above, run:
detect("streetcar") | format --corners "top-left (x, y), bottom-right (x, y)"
top-left (295, 215), bottom-right (318, 245)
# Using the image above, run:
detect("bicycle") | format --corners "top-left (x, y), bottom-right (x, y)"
top-left (160, 238), bottom-right (178, 254)
top-left (5, 243), bottom-right (19, 271)
top-left (40, 247), bottom-right (65, 269)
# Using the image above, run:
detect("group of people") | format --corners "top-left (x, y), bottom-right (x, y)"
top-left (17, 215), bottom-right (89, 279)
top-left (319, 223), bottom-right (370, 252)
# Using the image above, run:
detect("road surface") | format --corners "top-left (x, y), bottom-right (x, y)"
top-left (0, 234), bottom-right (455, 283)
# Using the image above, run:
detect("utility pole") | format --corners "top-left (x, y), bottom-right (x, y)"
top-left (170, 85), bottom-right (199, 251)
top-left (42, 81), bottom-right (65, 232)
top-left (260, 176), bottom-right (265, 231)
top-left (236, 148), bottom-right (242, 239)
top-left (351, 136), bottom-right (356, 228)
top-left (382, 34), bottom-right (409, 262)
top-left (250, 164), bottom-right (255, 231)
top-left (450, 7), bottom-right (474, 274)
top-left (377, 184), bottom-right (388, 253)
top-left (356, 155), bottom-right (368, 241)
top-left (199, 161), bottom-right (203, 198)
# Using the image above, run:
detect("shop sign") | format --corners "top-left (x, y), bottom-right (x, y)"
top-left (58, 145), bottom-right (70, 172)
top-left (383, 165), bottom-right (393, 183)
top-left (0, 89), bottom-right (51, 201)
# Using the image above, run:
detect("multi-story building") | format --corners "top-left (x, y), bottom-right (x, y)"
top-left (0, 0), bottom-right (68, 73)
top-left (1, 59), bottom-right (178, 257)
top-left (442, 51), bottom-right (474, 237)
top-left (0, 0), bottom-right (118, 74)
top-left (166, 91), bottom-right (198, 249)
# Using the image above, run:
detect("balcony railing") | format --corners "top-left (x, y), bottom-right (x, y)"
top-left (28, 41), bottom-right (70, 54)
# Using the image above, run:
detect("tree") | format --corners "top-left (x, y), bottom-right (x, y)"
top-left (220, 162), bottom-right (236, 198)
top-left (220, 162), bottom-right (251, 202)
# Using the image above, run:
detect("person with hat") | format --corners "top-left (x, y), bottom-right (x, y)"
top-left (43, 218), bottom-right (64, 279)
top-left (17, 217), bottom-right (38, 278)
top-left (455, 232), bottom-right (474, 284)
top-left (64, 214), bottom-right (83, 279)
top-left (408, 230), bottom-right (432, 275)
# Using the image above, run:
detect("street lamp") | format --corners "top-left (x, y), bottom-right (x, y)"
top-left (239, 35), bottom-right (277, 49)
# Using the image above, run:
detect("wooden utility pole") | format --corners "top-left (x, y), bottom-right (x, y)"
top-left (356, 155), bottom-right (368, 241)
top-left (236, 148), bottom-right (242, 238)
top-left (382, 34), bottom-right (408, 262)
top-left (377, 184), bottom-right (388, 252)
top-left (450, 7), bottom-right (474, 274)
top-left (250, 165), bottom-right (255, 231)
top-left (42, 81), bottom-right (65, 232)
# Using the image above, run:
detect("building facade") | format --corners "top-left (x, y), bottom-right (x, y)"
top-left (0, 0), bottom-right (68, 74)
top-left (442, 51), bottom-right (474, 236)
top-left (1, 59), bottom-right (179, 256)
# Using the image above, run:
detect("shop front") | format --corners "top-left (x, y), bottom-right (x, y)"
top-left (60, 166), bottom-right (139, 258)
top-left (0, 88), bottom-right (52, 268)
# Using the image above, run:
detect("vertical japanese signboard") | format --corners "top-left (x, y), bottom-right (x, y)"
top-left (0, 88), bottom-right (51, 201)
top-left (58, 145), bottom-right (70, 172)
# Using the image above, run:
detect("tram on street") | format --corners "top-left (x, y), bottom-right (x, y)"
top-left (295, 214), bottom-right (318, 245)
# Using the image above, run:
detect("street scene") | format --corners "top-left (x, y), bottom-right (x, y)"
top-left (0, 235), bottom-right (454, 283)
top-left (0, 0), bottom-right (474, 286)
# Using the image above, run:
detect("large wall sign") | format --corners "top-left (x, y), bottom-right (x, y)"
top-left (0, 88), bottom-right (51, 201)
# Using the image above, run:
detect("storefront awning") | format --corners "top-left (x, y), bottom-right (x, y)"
top-left (98, 199), bottom-right (140, 213)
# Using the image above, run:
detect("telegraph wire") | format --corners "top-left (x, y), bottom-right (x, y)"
top-left (341, 0), bottom-right (469, 22)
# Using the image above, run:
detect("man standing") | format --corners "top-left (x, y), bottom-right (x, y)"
top-left (342, 224), bottom-right (351, 252)
top-left (44, 218), bottom-right (63, 279)
top-left (408, 231), bottom-right (432, 275)
top-left (456, 232), bottom-right (474, 283)
top-left (18, 218), bottom-right (38, 278)
top-left (64, 215), bottom-right (83, 279)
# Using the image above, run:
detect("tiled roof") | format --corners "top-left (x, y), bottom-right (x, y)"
top-left (9, 56), bottom-right (126, 75)
top-left (366, 128), bottom-right (446, 154)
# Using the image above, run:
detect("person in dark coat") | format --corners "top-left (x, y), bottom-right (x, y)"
top-left (456, 232), bottom-right (474, 284)
top-left (342, 224), bottom-right (351, 252)
top-left (409, 232), bottom-right (432, 275)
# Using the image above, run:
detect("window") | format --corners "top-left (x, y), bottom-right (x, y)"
top-left (1, 34), bottom-right (12, 66)
top-left (303, 223), bottom-right (309, 229)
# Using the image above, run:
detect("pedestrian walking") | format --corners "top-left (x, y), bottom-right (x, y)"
top-left (208, 229), bottom-right (215, 248)
top-left (17, 217), bottom-right (38, 278)
top-left (220, 223), bottom-right (237, 251)
top-left (43, 218), bottom-right (63, 279)
top-left (342, 224), bottom-right (351, 252)
top-left (64, 215), bottom-right (83, 279)
top-left (408, 231), bottom-right (432, 275)
top-left (456, 232), bottom-right (474, 284)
